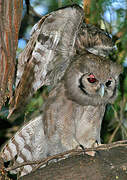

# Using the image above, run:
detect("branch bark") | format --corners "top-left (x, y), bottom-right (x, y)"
top-left (0, 0), bottom-right (23, 109)
top-left (19, 141), bottom-right (127, 180)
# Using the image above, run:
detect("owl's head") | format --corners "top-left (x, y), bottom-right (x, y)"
top-left (64, 51), bottom-right (122, 106)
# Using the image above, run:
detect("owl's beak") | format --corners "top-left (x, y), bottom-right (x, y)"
top-left (99, 84), bottom-right (105, 98)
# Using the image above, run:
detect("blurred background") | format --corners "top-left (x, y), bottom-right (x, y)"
top-left (0, 0), bottom-right (127, 149)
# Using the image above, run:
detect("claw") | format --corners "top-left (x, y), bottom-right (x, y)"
top-left (79, 144), bottom-right (85, 151)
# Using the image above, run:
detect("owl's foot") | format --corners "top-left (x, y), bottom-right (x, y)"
top-left (79, 144), bottom-right (85, 151)
top-left (94, 140), bottom-right (103, 148)
top-left (75, 144), bottom-right (85, 151)
top-left (76, 140), bottom-right (101, 156)
top-left (80, 140), bottom-right (101, 156)
top-left (77, 144), bottom-right (96, 156)
top-left (85, 140), bottom-right (102, 156)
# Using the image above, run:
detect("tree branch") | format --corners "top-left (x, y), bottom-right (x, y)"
top-left (19, 140), bottom-right (127, 180)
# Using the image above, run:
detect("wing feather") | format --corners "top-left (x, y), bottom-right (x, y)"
top-left (9, 5), bottom-right (84, 118)
top-left (1, 115), bottom-right (46, 176)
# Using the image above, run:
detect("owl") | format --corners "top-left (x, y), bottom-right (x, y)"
top-left (8, 4), bottom-right (114, 118)
top-left (0, 51), bottom-right (122, 177)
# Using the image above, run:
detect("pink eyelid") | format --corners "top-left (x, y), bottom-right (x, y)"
top-left (89, 74), bottom-right (95, 78)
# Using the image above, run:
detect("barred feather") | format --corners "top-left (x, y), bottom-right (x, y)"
top-left (1, 115), bottom-right (46, 176)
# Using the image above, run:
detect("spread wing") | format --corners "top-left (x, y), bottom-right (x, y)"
top-left (16, 5), bottom-right (84, 89)
top-left (8, 5), bottom-right (84, 118)
top-left (8, 4), bottom-right (114, 118)
top-left (1, 115), bottom-right (46, 177)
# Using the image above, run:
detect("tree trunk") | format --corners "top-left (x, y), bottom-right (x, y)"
top-left (0, 0), bottom-right (23, 109)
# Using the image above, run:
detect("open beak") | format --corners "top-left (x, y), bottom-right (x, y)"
top-left (99, 84), bottom-right (105, 98)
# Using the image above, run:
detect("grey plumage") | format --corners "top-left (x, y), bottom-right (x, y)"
top-left (76, 23), bottom-right (114, 57)
top-left (1, 51), bottom-right (122, 177)
top-left (9, 5), bottom-right (114, 118)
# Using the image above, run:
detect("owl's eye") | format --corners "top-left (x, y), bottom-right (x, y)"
top-left (105, 77), bottom-right (112, 87)
top-left (87, 74), bottom-right (97, 83)
top-left (105, 80), bottom-right (112, 87)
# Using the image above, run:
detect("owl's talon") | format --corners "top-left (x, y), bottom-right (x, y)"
top-left (95, 140), bottom-right (99, 145)
top-left (75, 144), bottom-right (85, 152)
top-left (78, 144), bottom-right (96, 156)
top-left (79, 144), bottom-right (85, 151)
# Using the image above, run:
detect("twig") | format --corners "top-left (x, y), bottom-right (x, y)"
top-left (108, 122), bottom-right (121, 143)
top-left (29, 5), bottom-right (42, 18)
top-left (58, 0), bottom-right (62, 8)
top-left (109, 97), bottom-right (126, 143)
top-left (108, 104), bottom-right (121, 143)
